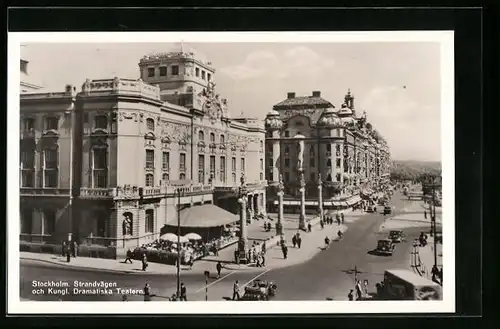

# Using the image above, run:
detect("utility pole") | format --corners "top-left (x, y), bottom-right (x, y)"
top-left (176, 188), bottom-right (181, 298)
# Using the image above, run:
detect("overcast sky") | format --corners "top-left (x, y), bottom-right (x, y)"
top-left (22, 42), bottom-right (441, 162)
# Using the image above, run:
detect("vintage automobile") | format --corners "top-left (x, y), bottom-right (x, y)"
top-left (240, 279), bottom-right (277, 301)
top-left (366, 206), bottom-right (375, 213)
top-left (388, 230), bottom-right (405, 243)
top-left (376, 239), bottom-right (395, 256)
top-left (383, 206), bottom-right (392, 215)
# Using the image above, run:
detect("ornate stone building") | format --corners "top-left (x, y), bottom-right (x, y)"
top-left (19, 44), bottom-right (267, 257)
top-left (20, 57), bottom-right (43, 93)
top-left (265, 90), bottom-right (390, 210)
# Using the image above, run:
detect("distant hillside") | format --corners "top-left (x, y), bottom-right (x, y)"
top-left (390, 160), bottom-right (441, 181)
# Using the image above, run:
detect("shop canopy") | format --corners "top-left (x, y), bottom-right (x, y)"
top-left (167, 204), bottom-right (238, 228)
top-left (346, 195), bottom-right (363, 205)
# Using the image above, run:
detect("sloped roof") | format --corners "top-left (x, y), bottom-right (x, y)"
top-left (274, 96), bottom-right (333, 108)
top-left (166, 204), bottom-right (238, 228)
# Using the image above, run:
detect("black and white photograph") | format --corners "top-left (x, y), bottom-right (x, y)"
top-left (8, 31), bottom-right (455, 314)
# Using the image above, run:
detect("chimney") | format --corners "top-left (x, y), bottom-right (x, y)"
top-left (287, 92), bottom-right (296, 99)
top-left (312, 91), bottom-right (321, 97)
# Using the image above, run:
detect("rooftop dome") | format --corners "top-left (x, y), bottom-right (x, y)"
top-left (337, 103), bottom-right (353, 117)
top-left (266, 109), bottom-right (280, 117)
top-left (317, 106), bottom-right (342, 128)
top-left (264, 111), bottom-right (283, 130)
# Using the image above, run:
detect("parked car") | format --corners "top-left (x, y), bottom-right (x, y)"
top-left (388, 230), bottom-right (405, 243)
top-left (366, 206), bottom-right (375, 213)
top-left (376, 239), bottom-right (395, 255)
top-left (383, 206), bottom-right (392, 215)
top-left (240, 279), bottom-right (277, 301)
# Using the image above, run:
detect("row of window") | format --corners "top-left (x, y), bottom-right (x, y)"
top-left (20, 209), bottom-right (55, 235)
top-left (22, 115), bottom-right (111, 132)
top-left (147, 65), bottom-right (212, 81)
top-left (267, 129), bottom-right (345, 138)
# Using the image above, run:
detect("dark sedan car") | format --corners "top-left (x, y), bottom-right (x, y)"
top-left (376, 239), bottom-right (395, 255)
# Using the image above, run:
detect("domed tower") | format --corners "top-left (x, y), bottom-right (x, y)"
top-left (138, 43), bottom-right (216, 106)
top-left (264, 110), bottom-right (283, 183)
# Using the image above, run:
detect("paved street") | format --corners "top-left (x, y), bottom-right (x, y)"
top-left (20, 191), bottom-right (429, 302)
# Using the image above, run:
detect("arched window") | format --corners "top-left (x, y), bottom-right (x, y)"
top-left (145, 173), bottom-right (154, 187)
top-left (146, 118), bottom-right (155, 131)
top-left (23, 117), bottom-right (35, 131)
top-left (94, 115), bottom-right (108, 130)
top-left (220, 134), bottom-right (225, 145)
top-left (336, 144), bottom-right (341, 155)
top-left (92, 147), bottom-right (108, 188)
top-left (145, 209), bottom-right (154, 233)
top-left (122, 212), bottom-right (133, 236)
top-left (179, 173), bottom-right (186, 180)
top-left (309, 145), bottom-right (315, 155)
top-left (96, 211), bottom-right (108, 237)
top-left (198, 130), bottom-right (205, 141)
top-left (210, 132), bottom-right (215, 143)
top-left (162, 172), bottom-right (169, 183)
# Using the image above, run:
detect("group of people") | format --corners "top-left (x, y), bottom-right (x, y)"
top-left (61, 240), bottom-right (78, 260)
top-left (321, 213), bottom-right (344, 228)
top-left (348, 279), bottom-right (370, 301)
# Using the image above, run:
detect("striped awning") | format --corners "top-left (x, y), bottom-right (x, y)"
top-left (346, 195), bottom-right (362, 205)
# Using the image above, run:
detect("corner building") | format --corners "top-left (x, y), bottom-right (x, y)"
top-left (264, 90), bottom-right (390, 210)
top-left (19, 44), bottom-right (267, 258)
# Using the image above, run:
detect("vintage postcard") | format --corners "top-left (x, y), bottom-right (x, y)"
top-left (8, 31), bottom-right (455, 314)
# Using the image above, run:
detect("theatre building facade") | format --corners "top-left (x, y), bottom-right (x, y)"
top-left (265, 90), bottom-right (390, 211)
top-left (19, 46), bottom-right (267, 258)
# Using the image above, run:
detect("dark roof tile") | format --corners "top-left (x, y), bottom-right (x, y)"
top-left (274, 96), bottom-right (333, 108)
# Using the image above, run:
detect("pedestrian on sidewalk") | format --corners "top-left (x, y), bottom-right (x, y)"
top-left (125, 248), bottom-right (133, 264)
top-left (188, 255), bottom-right (194, 270)
top-left (424, 210), bottom-right (427, 219)
top-left (71, 241), bottom-right (78, 258)
top-left (61, 241), bottom-right (66, 256)
top-left (262, 241), bottom-right (266, 255)
top-left (363, 279), bottom-right (369, 297)
top-left (216, 261), bottom-right (222, 279)
top-left (256, 254), bottom-right (262, 267)
top-left (431, 265), bottom-right (440, 284)
top-left (233, 280), bottom-right (241, 300)
top-left (320, 219), bottom-right (324, 229)
top-left (292, 234), bottom-right (297, 248)
top-left (180, 282), bottom-right (187, 301)
top-left (307, 222), bottom-right (312, 233)
top-left (281, 244), bottom-right (288, 259)
top-left (143, 283), bottom-right (151, 301)
top-left (348, 289), bottom-right (354, 301)
top-left (296, 233), bottom-right (302, 249)
top-left (341, 213), bottom-right (345, 224)
top-left (261, 253), bottom-right (266, 267)
top-left (142, 253), bottom-right (148, 271)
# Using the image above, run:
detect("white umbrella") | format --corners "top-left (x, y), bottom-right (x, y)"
top-left (160, 233), bottom-right (179, 242)
top-left (184, 232), bottom-right (202, 240)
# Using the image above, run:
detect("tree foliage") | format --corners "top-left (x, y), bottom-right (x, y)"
top-left (390, 160), bottom-right (441, 182)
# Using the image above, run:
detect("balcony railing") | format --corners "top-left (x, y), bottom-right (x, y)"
top-left (80, 188), bottom-right (115, 199)
top-left (20, 188), bottom-right (71, 196)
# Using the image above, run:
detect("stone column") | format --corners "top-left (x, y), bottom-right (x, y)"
top-left (261, 191), bottom-right (267, 216)
top-left (238, 176), bottom-right (249, 264)
top-left (248, 194), bottom-right (254, 223)
top-left (276, 174), bottom-right (284, 236)
top-left (272, 131), bottom-right (281, 182)
top-left (299, 172), bottom-right (306, 231)
top-left (318, 173), bottom-right (323, 219)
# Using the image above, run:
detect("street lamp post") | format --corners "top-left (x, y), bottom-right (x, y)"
top-left (175, 188), bottom-right (183, 298)
top-left (276, 174), bottom-right (284, 236)
top-left (317, 173), bottom-right (323, 220)
top-left (237, 174), bottom-right (249, 264)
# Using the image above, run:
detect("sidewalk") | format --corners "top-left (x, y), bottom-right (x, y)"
top-left (20, 210), bottom-right (369, 276)
top-left (412, 236), bottom-right (443, 281)
top-left (379, 213), bottom-right (442, 232)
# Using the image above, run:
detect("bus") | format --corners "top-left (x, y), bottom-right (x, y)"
top-left (381, 269), bottom-right (442, 300)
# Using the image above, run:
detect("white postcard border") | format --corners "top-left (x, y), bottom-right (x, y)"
top-left (7, 31), bottom-right (455, 314)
